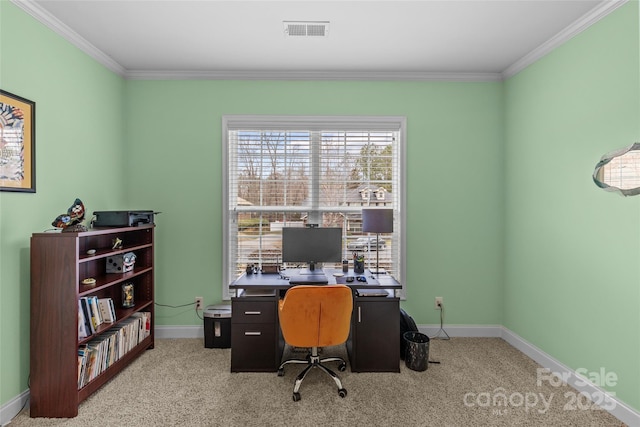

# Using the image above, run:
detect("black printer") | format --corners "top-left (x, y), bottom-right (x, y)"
top-left (93, 210), bottom-right (157, 227)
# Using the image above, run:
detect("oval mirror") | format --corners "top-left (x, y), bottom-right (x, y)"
top-left (593, 142), bottom-right (640, 196)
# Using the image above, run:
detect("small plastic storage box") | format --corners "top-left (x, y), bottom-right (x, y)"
top-left (204, 304), bottom-right (231, 348)
top-left (106, 252), bottom-right (136, 273)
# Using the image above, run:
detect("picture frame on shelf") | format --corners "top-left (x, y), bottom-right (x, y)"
top-left (0, 89), bottom-right (36, 193)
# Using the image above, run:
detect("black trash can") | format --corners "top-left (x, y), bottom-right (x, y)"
top-left (403, 331), bottom-right (430, 371)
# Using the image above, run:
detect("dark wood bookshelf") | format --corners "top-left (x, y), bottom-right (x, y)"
top-left (30, 225), bottom-right (155, 418)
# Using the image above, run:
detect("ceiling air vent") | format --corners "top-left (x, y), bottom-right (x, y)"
top-left (284, 21), bottom-right (329, 37)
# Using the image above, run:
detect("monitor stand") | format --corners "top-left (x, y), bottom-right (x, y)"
top-left (299, 262), bottom-right (321, 275)
top-left (290, 264), bottom-right (329, 285)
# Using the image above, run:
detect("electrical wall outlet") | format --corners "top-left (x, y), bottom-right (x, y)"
top-left (435, 297), bottom-right (443, 309)
top-left (195, 296), bottom-right (203, 310)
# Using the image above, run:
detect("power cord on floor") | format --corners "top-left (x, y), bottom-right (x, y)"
top-left (9, 377), bottom-right (30, 422)
top-left (155, 301), bottom-right (203, 320)
top-left (429, 302), bottom-right (450, 340)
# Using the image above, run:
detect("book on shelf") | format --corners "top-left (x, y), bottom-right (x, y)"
top-left (78, 300), bottom-right (89, 339)
top-left (77, 347), bottom-right (87, 389)
top-left (84, 341), bottom-right (100, 386)
top-left (131, 311), bottom-right (151, 339)
top-left (108, 298), bottom-right (116, 320)
top-left (98, 298), bottom-right (116, 323)
top-left (87, 296), bottom-right (103, 330)
top-left (79, 297), bottom-right (95, 335)
top-left (77, 312), bottom-right (152, 390)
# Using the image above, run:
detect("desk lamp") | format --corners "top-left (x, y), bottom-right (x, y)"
top-left (361, 208), bottom-right (393, 278)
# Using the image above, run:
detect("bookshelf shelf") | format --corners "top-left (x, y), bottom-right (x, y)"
top-left (30, 225), bottom-right (155, 418)
top-left (78, 266), bottom-right (154, 296)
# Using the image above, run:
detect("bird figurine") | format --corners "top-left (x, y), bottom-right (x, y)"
top-left (52, 198), bottom-right (87, 231)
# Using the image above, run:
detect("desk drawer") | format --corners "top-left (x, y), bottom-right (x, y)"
top-left (232, 300), bottom-right (276, 324)
top-left (231, 323), bottom-right (277, 372)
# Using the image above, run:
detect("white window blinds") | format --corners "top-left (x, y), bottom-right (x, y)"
top-left (223, 116), bottom-right (405, 298)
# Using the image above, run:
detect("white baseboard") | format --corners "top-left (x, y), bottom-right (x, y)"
top-left (0, 389), bottom-right (28, 427)
top-left (3, 324), bottom-right (638, 426)
top-left (419, 323), bottom-right (503, 338)
top-left (500, 327), bottom-right (640, 427)
top-left (416, 323), bottom-right (640, 426)
top-left (154, 325), bottom-right (203, 339)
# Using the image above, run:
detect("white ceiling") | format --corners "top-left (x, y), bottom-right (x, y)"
top-left (14, 0), bottom-right (626, 81)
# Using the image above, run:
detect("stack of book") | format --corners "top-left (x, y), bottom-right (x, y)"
top-left (77, 312), bottom-right (151, 389)
top-left (78, 296), bottom-right (116, 339)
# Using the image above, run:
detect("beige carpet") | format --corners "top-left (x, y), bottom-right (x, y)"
top-left (9, 338), bottom-right (624, 426)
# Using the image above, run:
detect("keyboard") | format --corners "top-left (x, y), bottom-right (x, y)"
top-left (288, 275), bottom-right (329, 285)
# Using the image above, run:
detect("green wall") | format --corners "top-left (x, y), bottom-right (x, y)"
top-left (1, 0), bottom-right (639, 419)
top-left (0, 1), bottom-right (127, 406)
top-left (504, 1), bottom-right (640, 410)
top-left (123, 80), bottom-right (504, 328)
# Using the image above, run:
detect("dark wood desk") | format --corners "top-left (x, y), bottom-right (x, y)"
top-left (229, 269), bottom-right (401, 373)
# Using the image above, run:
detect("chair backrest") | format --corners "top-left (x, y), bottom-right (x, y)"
top-left (278, 285), bottom-right (353, 348)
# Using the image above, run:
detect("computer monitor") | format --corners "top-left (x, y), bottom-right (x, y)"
top-left (281, 227), bottom-right (342, 273)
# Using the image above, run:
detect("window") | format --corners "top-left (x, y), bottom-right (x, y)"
top-left (222, 116), bottom-right (406, 298)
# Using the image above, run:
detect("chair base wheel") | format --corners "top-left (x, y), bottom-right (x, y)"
top-left (338, 388), bottom-right (347, 398)
top-left (277, 368), bottom-right (284, 377)
top-left (292, 392), bottom-right (301, 402)
top-left (338, 362), bottom-right (346, 372)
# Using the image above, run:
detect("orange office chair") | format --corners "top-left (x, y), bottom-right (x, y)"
top-left (277, 284), bottom-right (353, 402)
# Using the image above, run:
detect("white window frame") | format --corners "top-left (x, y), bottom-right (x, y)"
top-left (222, 115), bottom-right (407, 300)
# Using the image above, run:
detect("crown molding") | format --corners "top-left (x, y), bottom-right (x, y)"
top-left (11, 0), bottom-right (628, 82)
top-left (10, 0), bottom-right (126, 77)
top-left (502, 0), bottom-right (628, 79)
top-left (124, 69), bottom-right (502, 82)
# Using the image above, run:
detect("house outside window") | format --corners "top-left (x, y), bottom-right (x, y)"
top-left (222, 116), bottom-right (406, 299)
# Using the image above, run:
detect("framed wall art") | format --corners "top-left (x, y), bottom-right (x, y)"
top-left (0, 90), bottom-right (35, 192)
